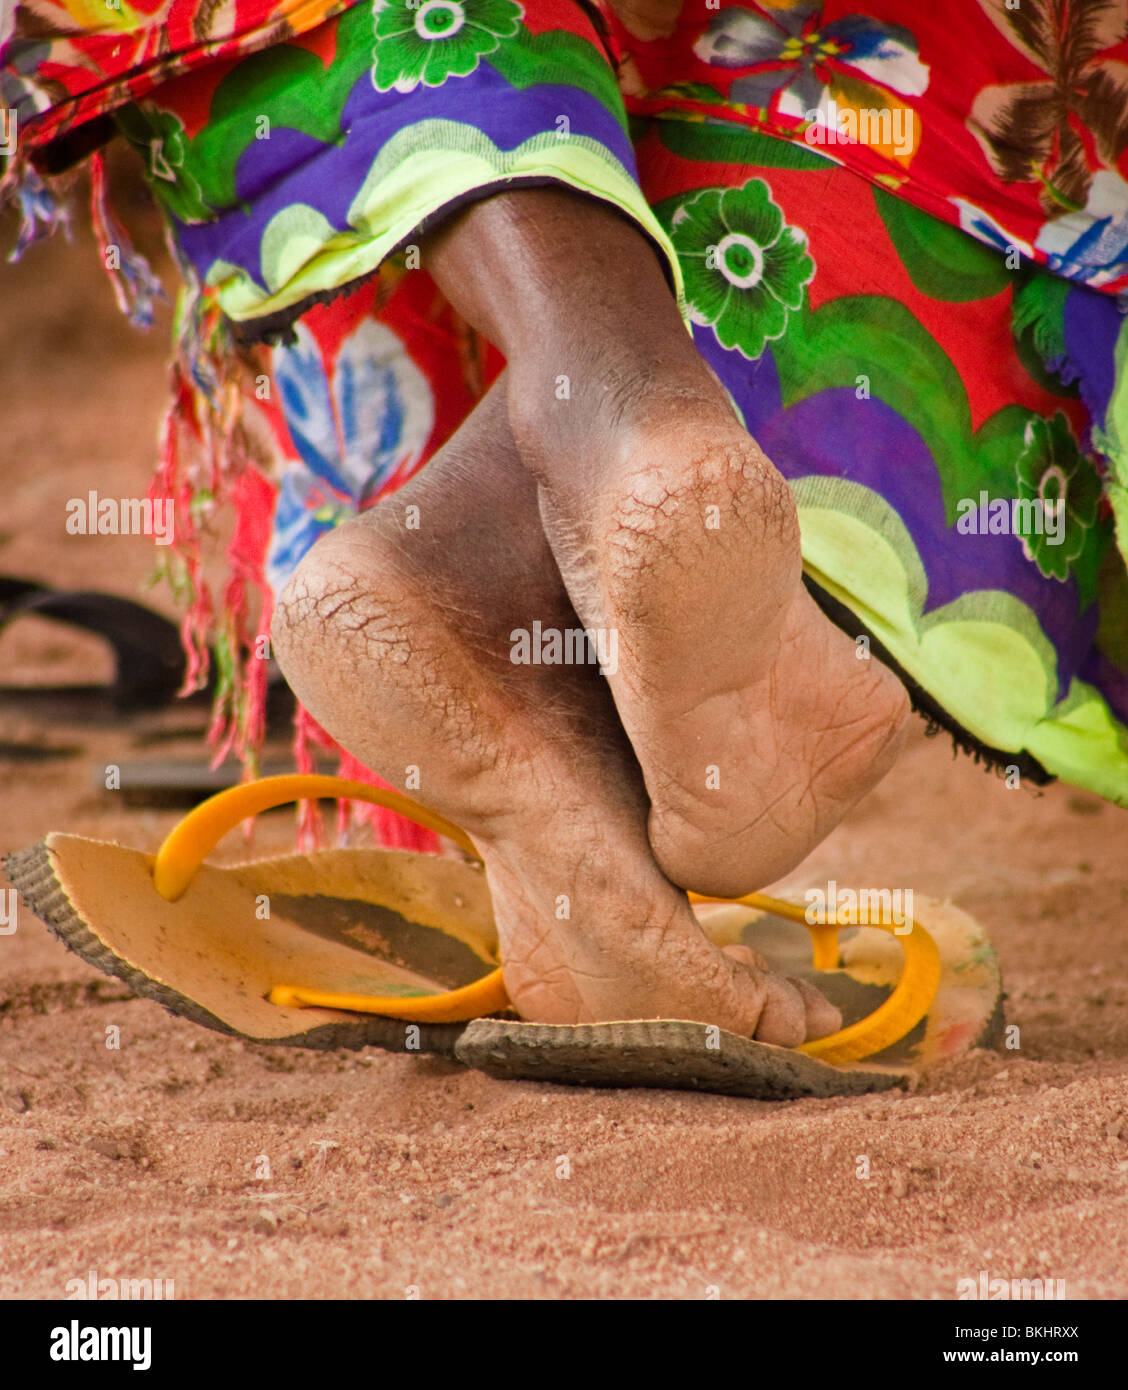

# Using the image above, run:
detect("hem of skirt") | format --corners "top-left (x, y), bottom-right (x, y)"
top-left (802, 574), bottom-right (1055, 786)
top-left (204, 135), bottom-right (686, 335)
top-left (226, 173), bottom-right (680, 348)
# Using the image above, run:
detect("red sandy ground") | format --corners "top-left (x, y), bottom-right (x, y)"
top-left (1, 195), bottom-right (1126, 1301)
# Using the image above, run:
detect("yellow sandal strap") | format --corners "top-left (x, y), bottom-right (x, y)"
top-left (267, 976), bottom-right (511, 1025)
top-left (153, 774), bottom-right (506, 1023)
top-left (153, 773), bottom-right (479, 899)
top-left (689, 892), bottom-right (942, 1065)
top-left (153, 775), bottom-right (941, 1059)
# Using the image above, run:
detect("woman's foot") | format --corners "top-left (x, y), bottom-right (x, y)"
top-left (271, 380), bottom-right (840, 1044)
top-left (427, 189), bottom-right (911, 897)
top-left (530, 410), bottom-right (913, 899)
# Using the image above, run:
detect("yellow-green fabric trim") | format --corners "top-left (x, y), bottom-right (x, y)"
top-left (793, 476), bottom-right (1128, 804)
top-left (204, 123), bottom-right (685, 324)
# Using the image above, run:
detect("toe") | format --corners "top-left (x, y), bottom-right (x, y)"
top-left (749, 973), bottom-right (807, 1048)
top-left (722, 947), bottom-right (841, 1043)
top-left (789, 976), bottom-right (843, 1041)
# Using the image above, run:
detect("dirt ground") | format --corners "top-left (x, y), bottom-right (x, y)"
top-left (1, 191), bottom-right (1127, 1302)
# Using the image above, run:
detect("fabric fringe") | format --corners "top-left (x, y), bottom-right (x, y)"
top-left (293, 705), bottom-right (444, 855)
top-left (153, 285), bottom-right (279, 777)
top-left (6, 156), bottom-right (473, 855)
top-left (1, 156), bottom-right (71, 260)
top-left (89, 151), bottom-right (164, 328)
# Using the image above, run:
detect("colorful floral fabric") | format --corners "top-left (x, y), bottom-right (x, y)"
top-left (0, 0), bottom-right (353, 159)
top-left (370, 0), bottom-right (525, 92)
top-left (260, 272), bottom-right (500, 594)
top-left (1014, 413), bottom-right (1103, 583)
top-left (8, 0), bottom-right (1128, 811)
top-left (108, 0), bottom-right (671, 328)
top-left (638, 116), bottom-right (1128, 800)
top-left (669, 175), bottom-right (814, 357)
top-left (607, 0), bottom-right (1128, 297)
top-left (691, 2), bottom-right (928, 159)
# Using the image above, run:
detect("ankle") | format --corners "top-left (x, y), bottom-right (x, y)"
top-left (427, 188), bottom-right (694, 362)
top-left (505, 346), bottom-right (735, 489)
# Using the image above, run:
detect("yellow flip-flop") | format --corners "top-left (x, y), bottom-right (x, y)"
top-left (5, 774), bottom-right (1005, 1101)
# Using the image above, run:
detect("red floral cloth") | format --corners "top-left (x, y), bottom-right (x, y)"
top-left (7, 1), bottom-right (1127, 295)
top-left (607, 0), bottom-right (1128, 295)
top-left (2, 0), bottom-right (353, 161)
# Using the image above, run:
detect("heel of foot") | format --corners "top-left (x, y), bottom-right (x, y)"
top-left (603, 427), bottom-right (799, 564)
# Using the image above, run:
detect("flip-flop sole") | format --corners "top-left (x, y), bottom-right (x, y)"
top-left (454, 1018), bottom-right (903, 1097)
top-left (4, 837), bottom-right (480, 1057)
top-left (5, 834), bottom-right (1003, 1099)
top-left (0, 588), bottom-right (186, 709)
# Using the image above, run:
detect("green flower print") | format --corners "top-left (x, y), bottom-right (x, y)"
top-left (371, 0), bottom-right (523, 94)
top-left (116, 106), bottom-right (211, 224)
top-left (1014, 412), bottom-right (1101, 582)
top-left (668, 178), bottom-right (815, 359)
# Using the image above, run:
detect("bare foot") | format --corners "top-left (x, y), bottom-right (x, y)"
top-left (426, 189), bottom-right (911, 897)
top-left (527, 404), bottom-right (911, 897)
top-left (271, 379), bottom-right (840, 1044)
